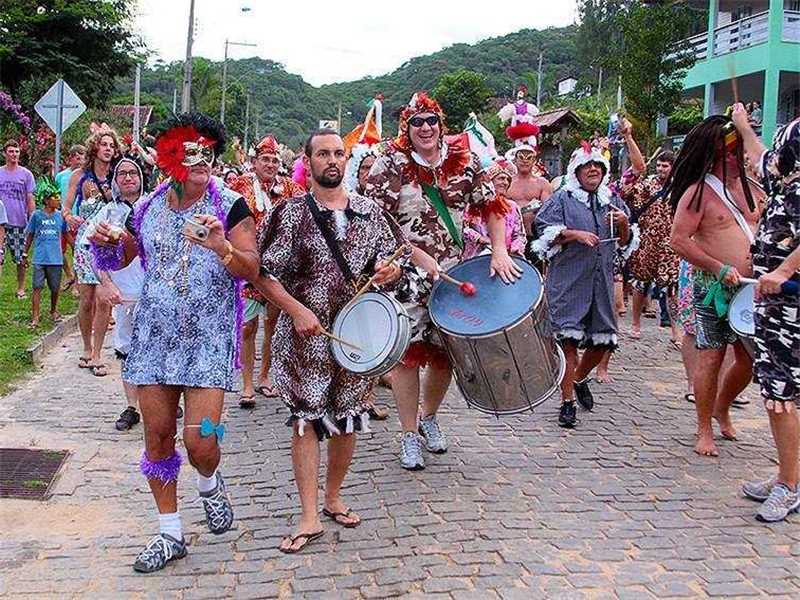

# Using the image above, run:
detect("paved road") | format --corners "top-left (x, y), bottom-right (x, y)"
top-left (1, 318), bottom-right (799, 599)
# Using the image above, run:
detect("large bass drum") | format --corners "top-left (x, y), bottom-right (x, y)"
top-left (429, 255), bottom-right (564, 416)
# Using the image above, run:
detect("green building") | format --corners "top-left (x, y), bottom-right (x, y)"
top-left (680, 0), bottom-right (800, 142)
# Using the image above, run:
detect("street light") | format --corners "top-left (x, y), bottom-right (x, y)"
top-left (220, 39), bottom-right (256, 125)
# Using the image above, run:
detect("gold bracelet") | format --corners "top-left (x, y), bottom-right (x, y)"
top-left (221, 241), bottom-right (234, 266)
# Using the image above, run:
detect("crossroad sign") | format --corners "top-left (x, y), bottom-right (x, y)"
top-left (34, 79), bottom-right (86, 175)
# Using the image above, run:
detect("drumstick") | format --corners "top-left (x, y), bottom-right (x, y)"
top-left (350, 245), bottom-right (409, 303)
top-left (439, 272), bottom-right (477, 296)
top-left (319, 328), bottom-right (364, 352)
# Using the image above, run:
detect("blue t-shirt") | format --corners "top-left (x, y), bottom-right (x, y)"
top-left (55, 168), bottom-right (78, 215)
top-left (25, 210), bottom-right (66, 265)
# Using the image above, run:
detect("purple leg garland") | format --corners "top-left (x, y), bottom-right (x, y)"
top-left (140, 450), bottom-right (182, 483)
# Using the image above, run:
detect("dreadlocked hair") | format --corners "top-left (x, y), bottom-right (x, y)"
top-left (150, 112), bottom-right (226, 156)
top-left (665, 115), bottom-right (754, 214)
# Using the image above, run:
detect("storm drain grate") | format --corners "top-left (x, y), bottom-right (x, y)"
top-left (0, 448), bottom-right (70, 500)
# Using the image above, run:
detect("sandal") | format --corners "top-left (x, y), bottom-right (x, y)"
top-left (643, 310), bottom-right (657, 319)
top-left (278, 530), bottom-right (324, 554)
top-left (670, 339), bottom-right (683, 351)
top-left (732, 398), bottom-right (750, 409)
top-left (684, 393), bottom-right (695, 404)
top-left (322, 507), bottom-right (361, 529)
top-left (629, 327), bottom-right (641, 340)
top-left (239, 395), bottom-right (256, 409)
top-left (78, 356), bottom-right (92, 369)
top-left (254, 384), bottom-right (278, 398)
top-left (16, 290), bottom-right (27, 299)
top-left (89, 364), bottom-right (108, 377)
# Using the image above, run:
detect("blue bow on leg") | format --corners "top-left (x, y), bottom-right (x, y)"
top-left (199, 417), bottom-right (225, 443)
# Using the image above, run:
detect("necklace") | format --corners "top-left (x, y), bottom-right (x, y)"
top-left (152, 190), bottom-right (204, 294)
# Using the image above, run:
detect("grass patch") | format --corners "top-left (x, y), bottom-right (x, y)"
top-left (0, 261), bottom-right (77, 394)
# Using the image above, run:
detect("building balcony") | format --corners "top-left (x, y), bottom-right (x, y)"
top-left (676, 8), bottom-right (799, 61)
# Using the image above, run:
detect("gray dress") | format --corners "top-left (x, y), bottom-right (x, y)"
top-left (534, 188), bottom-right (638, 347)
top-left (123, 184), bottom-right (242, 390)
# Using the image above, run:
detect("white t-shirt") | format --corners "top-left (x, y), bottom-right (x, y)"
top-left (0, 199), bottom-right (7, 226)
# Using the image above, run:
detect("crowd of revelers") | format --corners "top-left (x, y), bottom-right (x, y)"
top-left (13, 85), bottom-right (797, 570)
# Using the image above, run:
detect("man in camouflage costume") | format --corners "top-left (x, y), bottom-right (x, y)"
top-left (366, 92), bottom-right (520, 470)
top-left (733, 104), bottom-right (800, 522)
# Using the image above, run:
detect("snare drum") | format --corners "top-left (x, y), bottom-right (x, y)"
top-left (728, 283), bottom-right (756, 356)
top-left (429, 255), bottom-right (565, 416)
top-left (330, 291), bottom-right (410, 378)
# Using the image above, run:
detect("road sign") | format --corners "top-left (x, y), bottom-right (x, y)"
top-left (34, 80), bottom-right (86, 176)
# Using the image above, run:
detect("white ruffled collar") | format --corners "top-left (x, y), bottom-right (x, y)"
top-left (565, 180), bottom-right (612, 208)
top-left (411, 141), bottom-right (449, 168)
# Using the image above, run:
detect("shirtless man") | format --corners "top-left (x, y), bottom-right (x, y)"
top-left (669, 116), bottom-right (762, 456)
top-left (506, 146), bottom-right (552, 237)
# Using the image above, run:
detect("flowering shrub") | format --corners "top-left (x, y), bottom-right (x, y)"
top-left (0, 91), bottom-right (32, 132)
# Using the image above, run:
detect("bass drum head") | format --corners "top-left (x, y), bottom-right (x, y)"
top-left (331, 292), bottom-right (403, 375)
top-left (729, 283), bottom-right (755, 337)
top-left (429, 255), bottom-right (543, 337)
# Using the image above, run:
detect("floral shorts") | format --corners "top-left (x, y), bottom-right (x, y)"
top-left (675, 260), bottom-right (695, 336)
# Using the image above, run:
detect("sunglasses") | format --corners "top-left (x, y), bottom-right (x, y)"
top-left (408, 115), bottom-right (440, 128)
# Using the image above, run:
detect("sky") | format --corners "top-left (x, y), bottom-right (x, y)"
top-left (135, 0), bottom-right (578, 86)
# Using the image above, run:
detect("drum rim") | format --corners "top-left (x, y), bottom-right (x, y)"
top-left (428, 255), bottom-right (543, 337)
top-left (728, 283), bottom-right (755, 337)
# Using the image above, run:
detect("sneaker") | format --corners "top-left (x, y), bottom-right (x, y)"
top-left (199, 473), bottom-right (234, 534)
top-left (742, 476), bottom-right (777, 502)
top-left (399, 432), bottom-right (425, 470)
top-left (418, 414), bottom-right (447, 454)
top-left (756, 483), bottom-right (800, 523)
top-left (574, 379), bottom-right (594, 411)
top-left (115, 406), bottom-right (140, 431)
top-left (132, 533), bottom-right (187, 573)
top-left (558, 401), bottom-right (577, 428)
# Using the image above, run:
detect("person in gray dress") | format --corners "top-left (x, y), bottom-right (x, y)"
top-left (534, 142), bottom-right (639, 428)
top-left (91, 113), bottom-right (259, 573)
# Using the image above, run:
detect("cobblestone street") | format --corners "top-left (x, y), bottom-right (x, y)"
top-left (2, 319), bottom-right (799, 599)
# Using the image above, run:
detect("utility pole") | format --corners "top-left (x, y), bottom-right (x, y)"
top-left (244, 93), bottom-right (251, 149)
top-left (220, 39), bottom-right (256, 125)
top-left (133, 64), bottom-right (141, 143)
top-left (597, 67), bottom-right (603, 98)
top-left (536, 52), bottom-right (543, 107)
top-left (172, 88), bottom-right (178, 114)
top-left (181, 0), bottom-right (196, 112)
top-left (337, 102), bottom-right (342, 133)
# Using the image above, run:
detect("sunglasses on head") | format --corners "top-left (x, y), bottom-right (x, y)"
top-left (408, 115), bottom-right (440, 128)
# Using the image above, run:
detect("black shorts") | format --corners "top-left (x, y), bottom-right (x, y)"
top-left (32, 264), bottom-right (62, 291)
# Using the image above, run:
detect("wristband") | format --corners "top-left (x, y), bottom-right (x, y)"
top-left (718, 264), bottom-right (731, 281)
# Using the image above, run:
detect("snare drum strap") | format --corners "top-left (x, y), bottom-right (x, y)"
top-left (421, 183), bottom-right (463, 249)
top-left (305, 194), bottom-right (358, 288)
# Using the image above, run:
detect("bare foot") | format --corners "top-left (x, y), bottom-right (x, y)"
top-left (630, 326), bottom-right (641, 339)
top-left (596, 369), bottom-right (613, 384)
top-left (713, 411), bottom-right (737, 440)
top-left (694, 432), bottom-right (719, 456)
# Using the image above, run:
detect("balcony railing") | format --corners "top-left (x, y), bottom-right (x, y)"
top-left (713, 11), bottom-right (770, 56)
top-left (785, 10), bottom-right (800, 42)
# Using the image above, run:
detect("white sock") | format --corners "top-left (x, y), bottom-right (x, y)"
top-left (159, 512), bottom-right (182, 541)
top-left (197, 470), bottom-right (218, 494)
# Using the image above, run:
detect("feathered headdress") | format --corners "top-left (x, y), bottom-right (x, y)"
top-left (394, 92), bottom-right (445, 153)
top-left (485, 158), bottom-right (517, 182)
top-left (249, 134), bottom-right (280, 158)
top-left (35, 177), bottom-right (60, 205)
top-left (564, 140), bottom-right (612, 206)
top-left (151, 112), bottom-right (226, 183)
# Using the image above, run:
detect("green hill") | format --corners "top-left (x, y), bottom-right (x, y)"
top-left (129, 25), bottom-right (580, 148)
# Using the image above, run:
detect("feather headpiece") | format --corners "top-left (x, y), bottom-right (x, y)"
top-left (394, 92), bottom-right (445, 153)
top-left (152, 113), bottom-right (225, 183)
top-left (250, 135), bottom-right (280, 158)
top-left (35, 177), bottom-right (60, 205)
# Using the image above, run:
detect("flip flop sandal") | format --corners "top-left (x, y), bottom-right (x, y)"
top-left (322, 507), bottom-right (361, 529)
top-left (629, 328), bottom-right (641, 340)
top-left (239, 395), bottom-right (256, 409)
top-left (279, 530), bottom-right (324, 554)
top-left (255, 385), bottom-right (278, 398)
top-left (670, 339), bottom-right (683, 351)
top-left (731, 399), bottom-right (750, 409)
top-left (368, 406), bottom-right (389, 421)
top-left (684, 393), bottom-right (696, 404)
top-left (643, 311), bottom-right (657, 319)
top-left (78, 356), bottom-right (92, 369)
top-left (90, 364), bottom-right (108, 377)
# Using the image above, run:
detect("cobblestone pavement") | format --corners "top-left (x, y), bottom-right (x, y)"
top-left (2, 316), bottom-right (799, 600)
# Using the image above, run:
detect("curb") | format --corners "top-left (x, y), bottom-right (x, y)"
top-left (27, 314), bottom-right (79, 367)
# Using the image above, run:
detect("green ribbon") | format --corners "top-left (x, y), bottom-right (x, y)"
top-left (422, 182), bottom-right (463, 249)
top-left (701, 265), bottom-right (732, 318)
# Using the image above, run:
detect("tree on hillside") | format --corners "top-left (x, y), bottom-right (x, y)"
top-left (0, 0), bottom-right (142, 108)
top-left (576, 0), bottom-right (698, 142)
top-left (432, 70), bottom-right (492, 132)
